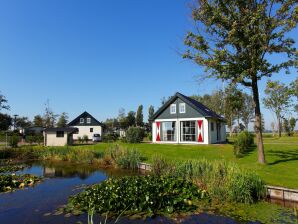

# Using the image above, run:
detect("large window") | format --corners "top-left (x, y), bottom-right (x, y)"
top-left (180, 121), bottom-right (196, 142)
top-left (162, 121), bottom-right (176, 141)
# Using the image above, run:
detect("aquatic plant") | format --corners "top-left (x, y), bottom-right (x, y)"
top-left (67, 175), bottom-right (207, 217)
top-left (0, 174), bottom-right (42, 192)
top-left (0, 164), bottom-right (29, 173)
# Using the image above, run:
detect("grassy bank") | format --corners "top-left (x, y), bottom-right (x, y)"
top-left (67, 137), bottom-right (298, 189)
top-left (1, 136), bottom-right (297, 188)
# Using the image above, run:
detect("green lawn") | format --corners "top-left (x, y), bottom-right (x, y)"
top-left (71, 137), bottom-right (298, 189)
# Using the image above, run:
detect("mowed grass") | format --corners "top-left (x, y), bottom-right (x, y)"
top-left (70, 136), bottom-right (298, 189)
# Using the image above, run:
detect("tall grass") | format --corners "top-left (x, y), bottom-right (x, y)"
top-left (105, 144), bottom-right (142, 170)
top-left (151, 157), bottom-right (266, 204)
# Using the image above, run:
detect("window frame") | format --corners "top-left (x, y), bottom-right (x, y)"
top-left (180, 121), bottom-right (196, 142)
top-left (80, 118), bottom-right (84, 124)
top-left (56, 131), bottom-right (64, 138)
top-left (90, 128), bottom-right (93, 133)
top-left (162, 121), bottom-right (176, 142)
top-left (87, 118), bottom-right (91, 124)
top-left (170, 104), bottom-right (176, 114)
top-left (179, 103), bottom-right (186, 113)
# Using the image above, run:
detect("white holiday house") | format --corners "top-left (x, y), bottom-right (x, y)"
top-left (151, 92), bottom-right (226, 144)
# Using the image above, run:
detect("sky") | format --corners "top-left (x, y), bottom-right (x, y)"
top-left (0, 0), bottom-right (297, 130)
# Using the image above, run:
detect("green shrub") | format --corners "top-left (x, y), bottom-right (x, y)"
top-left (125, 127), bottom-right (144, 143)
top-left (67, 175), bottom-right (206, 216)
top-left (102, 133), bottom-right (118, 143)
top-left (26, 135), bottom-right (35, 145)
top-left (9, 135), bottom-right (19, 148)
top-left (36, 135), bottom-right (44, 145)
top-left (82, 135), bottom-right (89, 143)
top-left (233, 131), bottom-right (254, 157)
top-left (148, 132), bottom-right (152, 141)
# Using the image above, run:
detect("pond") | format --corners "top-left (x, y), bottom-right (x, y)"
top-left (0, 161), bottom-right (258, 224)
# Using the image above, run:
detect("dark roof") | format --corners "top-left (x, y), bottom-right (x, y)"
top-left (152, 92), bottom-right (225, 121)
top-left (44, 127), bottom-right (78, 134)
top-left (68, 111), bottom-right (102, 126)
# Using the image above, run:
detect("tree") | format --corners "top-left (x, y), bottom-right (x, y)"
top-left (191, 89), bottom-right (225, 116)
top-left (240, 93), bottom-right (255, 130)
top-left (15, 116), bottom-right (32, 129)
top-left (289, 117), bottom-right (296, 132)
top-left (271, 122), bottom-right (276, 137)
top-left (0, 113), bottom-right (12, 130)
top-left (183, 1), bottom-right (297, 163)
top-left (0, 92), bottom-right (10, 111)
top-left (43, 100), bottom-right (58, 128)
top-left (118, 108), bottom-right (128, 130)
top-left (161, 96), bottom-right (171, 105)
top-left (33, 115), bottom-right (44, 127)
top-left (224, 84), bottom-right (243, 136)
top-left (126, 111), bottom-right (136, 127)
top-left (57, 112), bottom-right (69, 127)
top-left (263, 80), bottom-right (292, 137)
top-left (135, 105), bottom-right (144, 127)
top-left (282, 118), bottom-right (291, 136)
top-left (290, 78), bottom-right (298, 115)
top-left (148, 105), bottom-right (155, 131)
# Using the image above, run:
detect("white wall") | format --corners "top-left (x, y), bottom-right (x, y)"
top-left (72, 126), bottom-right (102, 140)
top-left (152, 118), bottom-right (209, 144)
top-left (45, 131), bottom-right (68, 146)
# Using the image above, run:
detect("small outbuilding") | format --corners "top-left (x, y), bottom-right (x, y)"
top-left (44, 127), bottom-right (78, 146)
top-left (151, 92), bottom-right (226, 144)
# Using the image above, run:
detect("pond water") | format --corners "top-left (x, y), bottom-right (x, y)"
top-left (0, 161), bottom-right (258, 224)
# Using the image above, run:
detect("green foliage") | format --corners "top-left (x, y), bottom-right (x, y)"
top-left (263, 80), bottom-right (292, 137)
top-left (289, 117), bottom-right (296, 132)
top-left (233, 131), bottom-right (254, 157)
top-left (83, 135), bottom-right (89, 143)
top-left (77, 136), bottom-right (83, 144)
top-left (67, 175), bottom-right (206, 216)
top-left (282, 118), bottom-right (292, 136)
top-left (33, 115), bottom-right (43, 127)
top-left (9, 134), bottom-right (19, 148)
top-left (0, 93), bottom-right (10, 111)
top-left (102, 133), bottom-right (118, 143)
top-left (148, 105), bottom-right (155, 131)
top-left (135, 105), bottom-right (144, 127)
top-left (56, 112), bottom-right (69, 127)
top-left (26, 135), bottom-right (35, 145)
top-left (105, 144), bottom-right (142, 169)
top-left (0, 164), bottom-right (28, 173)
top-left (227, 171), bottom-right (266, 204)
top-left (151, 158), bottom-right (266, 204)
top-left (0, 174), bottom-right (42, 192)
top-left (126, 111), bottom-right (136, 127)
top-left (125, 127), bottom-right (144, 143)
top-left (0, 113), bottom-right (12, 131)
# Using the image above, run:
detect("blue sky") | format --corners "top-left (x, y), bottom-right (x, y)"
top-left (0, 0), bottom-right (297, 129)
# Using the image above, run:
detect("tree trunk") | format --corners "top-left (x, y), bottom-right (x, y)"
top-left (277, 114), bottom-right (281, 138)
top-left (252, 79), bottom-right (266, 164)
